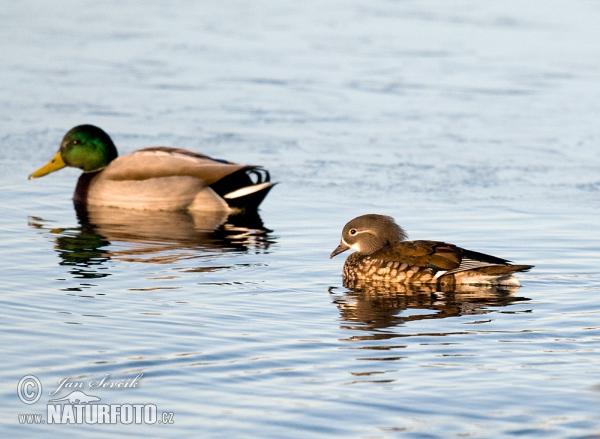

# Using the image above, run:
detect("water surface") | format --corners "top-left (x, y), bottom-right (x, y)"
top-left (2, 1), bottom-right (600, 438)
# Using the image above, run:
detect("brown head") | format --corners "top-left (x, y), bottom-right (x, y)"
top-left (330, 214), bottom-right (408, 258)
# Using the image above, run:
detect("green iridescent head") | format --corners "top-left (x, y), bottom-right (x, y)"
top-left (29, 125), bottom-right (119, 179)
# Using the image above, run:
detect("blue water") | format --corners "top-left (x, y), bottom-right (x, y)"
top-left (2, 1), bottom-right (600, 437)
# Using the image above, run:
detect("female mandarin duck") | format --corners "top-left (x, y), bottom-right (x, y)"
top-left (29, 125), bottom-right (276, 212)
top-left (330, 214), bottom-right (533, 286)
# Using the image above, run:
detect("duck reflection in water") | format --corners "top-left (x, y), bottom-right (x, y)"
top-left (28, 204), bottom-right (273, 278)
top-left (331, 279), bottom-right (530, 332)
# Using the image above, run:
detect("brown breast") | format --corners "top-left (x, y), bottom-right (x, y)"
top-left (343, 253), bottom-right (436, 283)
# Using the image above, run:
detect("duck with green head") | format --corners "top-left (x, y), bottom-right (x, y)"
top-left (29, 125), bottom-right (276, 211)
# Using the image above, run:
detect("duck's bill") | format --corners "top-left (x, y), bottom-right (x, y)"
top-left (29, 152), bottom-right (66, 179)
top-left (330, 241), bottom-right (350, 259)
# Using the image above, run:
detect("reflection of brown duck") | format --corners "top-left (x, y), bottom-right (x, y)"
top-left (331, 214), bottom-right (533, 286)
top-left (332, 279), bottom-right (529, 330)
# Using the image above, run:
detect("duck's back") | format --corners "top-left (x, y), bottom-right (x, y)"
top-left (76, 148), bottom-right (273, 211)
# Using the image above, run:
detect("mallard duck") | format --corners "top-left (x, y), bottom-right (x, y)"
top-left (330, 214), bottom-right (533, 286)
top-left (29, 125), bottom-right (276, 211)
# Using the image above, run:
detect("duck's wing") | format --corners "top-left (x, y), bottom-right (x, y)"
top-left (101, 147), bottom-right (248, 185)
top-left (376, 240), bottom-right (529, 274)
top-left (374, 240), bottom-right (464, 271)
top-left (101, 147), bottom-right (276, 210)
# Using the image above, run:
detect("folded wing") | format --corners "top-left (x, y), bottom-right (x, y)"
top-left (100, 147), bottom-right (276, 210)
top-left (377, 240), bottom-right (532, 275)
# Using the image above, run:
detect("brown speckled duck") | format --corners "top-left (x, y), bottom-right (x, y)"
top-left (330, 214), bottom-right (533, 286)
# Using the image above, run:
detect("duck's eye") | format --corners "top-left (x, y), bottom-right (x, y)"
top-left (349, 229), bottom-right (357, 235)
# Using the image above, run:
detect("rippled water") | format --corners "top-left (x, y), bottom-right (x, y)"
top-left (2, 1), bottom-right (600, 437)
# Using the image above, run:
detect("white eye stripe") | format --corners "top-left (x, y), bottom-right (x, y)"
top-left (348, 229), bottom-right (372, 236)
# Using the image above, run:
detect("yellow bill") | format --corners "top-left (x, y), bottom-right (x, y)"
top-left (29, 152), bottom-right (67, 179)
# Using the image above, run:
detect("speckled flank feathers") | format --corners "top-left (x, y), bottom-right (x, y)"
top-left (343, 254), bottom-right (434, 283)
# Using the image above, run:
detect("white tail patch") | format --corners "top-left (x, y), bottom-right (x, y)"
top-left (224, 182), bottom-right (273, 199)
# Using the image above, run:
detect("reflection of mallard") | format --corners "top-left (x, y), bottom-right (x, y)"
top-left (29, 216), bottom-right (111, 279)
top-left (29, 125), bottom-right (276, 212)
top-left (76, 204), bottom-right (271, 251)
top-left (28, 207), bottom-right (272, 276)
top-left (333, 279), bottom-right (529, 330)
